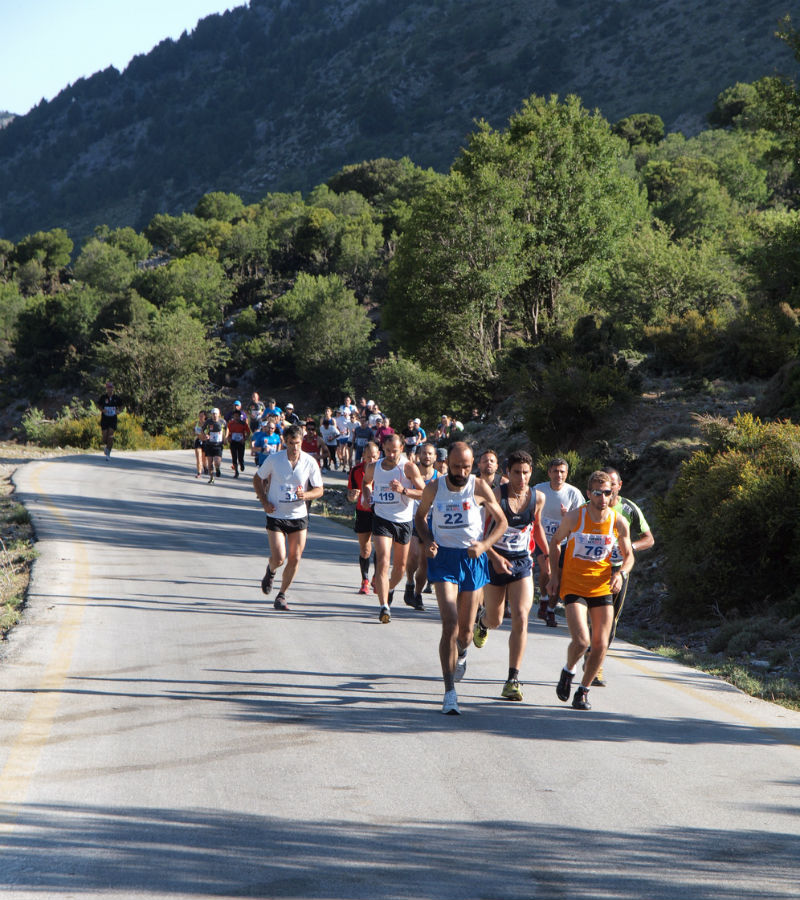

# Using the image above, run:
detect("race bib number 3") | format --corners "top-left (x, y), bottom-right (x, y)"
top-left (280, 482), bottom-right (298, 502)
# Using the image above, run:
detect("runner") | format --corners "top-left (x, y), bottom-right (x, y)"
top-left (434, 448), bottom-right (448, 477)
top-left (549, 470), bottom-right (634, 710)
top-left (588, 466), bottom-right (654, 686)
top-left (251, 420), bottom-right (283, 468)
top-left (335, 406), bottom-right (353, 472)
top-left (361, 434), bottom-right (426, 623)
top-left (472, 450), bottom-right (549, 702)
top-left (319, 412), bottom-right (340, 471)
top-left (402, 441), bottom-right (439, 611)
top-left (226, 400), bottom-right (250, 479)
top-left (414, 442), bottom-right (508, 715)
top-left (98, 380), bottom-right (120, 460)
top-left (284, 403), bottom-right (301, 426)
top-left (252, 424), bottom-right (324, 610)
top-left (401, 418), bottom-right (423, 462)
top-left (192, 410), bottom-right (207, 478)
top-left (347, 441), bottom-right (380, 594)
top-left (248, 392), bottom-right (265, 433)
top-left (352, 415), bottom-right (374, 464)
top-left (476, 449), bottom-right (508, 490)
top-left (203, 408), bottom-right (227, 483)
top-left (534, 457), bottom-right (585, 627)
top-left (301, 420), bottom-right (322, 466)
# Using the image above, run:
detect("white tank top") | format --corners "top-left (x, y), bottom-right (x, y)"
top-left (372, 457), bottom-right (413, 523)
top-left (431, 475), bottom-right (484, 549)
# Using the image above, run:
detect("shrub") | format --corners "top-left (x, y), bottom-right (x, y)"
top-left (659, 413), bottom-right (800, 622)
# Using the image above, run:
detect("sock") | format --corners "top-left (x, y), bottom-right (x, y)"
top-left (567, 664), bottom-right (578, 675)
top-left (359, 556), bottom-right (370, 578)
top-left (508, 668), bottom-right (519, 682)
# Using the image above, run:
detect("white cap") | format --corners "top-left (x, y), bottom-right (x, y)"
top-left (366, 400), bottom-right (374, 406)
top-left (414, 418), bottom-right (421, 424)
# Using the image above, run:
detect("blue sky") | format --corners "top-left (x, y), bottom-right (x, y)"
top-left (0, 1), bottom-right (248, 115)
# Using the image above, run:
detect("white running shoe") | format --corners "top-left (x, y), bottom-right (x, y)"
top-left (442, 689), bottom-right (460, 715)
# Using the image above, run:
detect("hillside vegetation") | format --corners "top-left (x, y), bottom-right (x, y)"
top-left (0, 0), bottom-right (795, 241)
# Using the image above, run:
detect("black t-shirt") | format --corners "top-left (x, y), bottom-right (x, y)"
top-left (99, 394), bottom-right (120, 422)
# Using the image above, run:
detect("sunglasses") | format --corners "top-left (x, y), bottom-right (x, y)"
top-left (590, 489), bottom-right (613, 497)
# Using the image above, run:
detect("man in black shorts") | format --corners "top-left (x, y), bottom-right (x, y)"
top-left (347, 441), bottom-right (380, 594)
top-left (361, 434), bottom-right (426, 623)
top-left (99, 381), bottom-right (120, 460)
top-left (203, 407), bottom-right (227, 483)
top-left (252, 424), bottom-right (324, 610)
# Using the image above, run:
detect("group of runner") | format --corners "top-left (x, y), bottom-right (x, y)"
top-left (245, 393), bottom-right (654, 717)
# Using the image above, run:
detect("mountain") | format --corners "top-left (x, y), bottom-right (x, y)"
top-left (0, 0), bottom-right (794, 243)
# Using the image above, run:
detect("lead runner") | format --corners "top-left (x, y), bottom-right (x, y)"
top-left (414, 442), bottom-right (507, 715)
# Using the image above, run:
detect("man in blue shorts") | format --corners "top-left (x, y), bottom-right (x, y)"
top-left (415, 442), bottom-right (507, 715)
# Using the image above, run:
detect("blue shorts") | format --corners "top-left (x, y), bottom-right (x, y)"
top-left (427, 546), bottom-right (489, 592)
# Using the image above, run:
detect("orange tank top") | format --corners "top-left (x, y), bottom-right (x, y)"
top-left (559, 507), bottom-right (618, 599)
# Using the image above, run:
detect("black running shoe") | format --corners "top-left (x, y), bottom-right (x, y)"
top-left (387, 590), bottom-right (394, 607)
top-left (273, 592), bottom-right (289, 611)
top-left (403, 583), bottom-right (415, 607)
top-left (556, 668), bottom-right (574, 702)
top-left (572, 686), bottom-right (591, 710)
top-left (412, 593), bottom-right (425, 611)
top-left (261, 566), bottom-right (274, 595)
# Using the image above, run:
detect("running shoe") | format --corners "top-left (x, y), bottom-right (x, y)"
top-left (240, 462), bottom-right (245, 471)
top-left (216, 468), bottom-right (222, 478)
top-left (358, 577), bottom-right (370, 595)
top-left (261, 566), bottom-right (274, 595)
top-left (208, 474), bottom-right (215, 484)
top-left (473, 609), bottom-right (488, 649)
top-left (572, 685), bottom-right (591, 710)
top-left (442, 689), bottom-right (460, 715)
top-left (387, 590), bottom-right (394, 607)
top-left (537, 599), bottom-right (548, 621)
top-left (501, 679), bottom-right (523, 702)
top-left (592, 669), bottom-right (607, 687)
top-left (545, 609), bottom-right (558, 628)
top-left (379, 605), bottom-right (391, 623)
top-left (403, 582), bottom-right (415, 607)
top-left (412, 593), bottom-right (425, 611)
top-left (233, 470), bottom-right (240, 479)
top-left (503, 604), bottom-right (511, 620)
top-left (556, 667), bottom-right (574, 702)
top-left (423, 582), bottom-right (432, 594)
top-left (454, 652), bottom-right (467, 682)
top-left (273, 593), bottom-right (289, 611)
top-left (231, 464), bottom-right (236, 471)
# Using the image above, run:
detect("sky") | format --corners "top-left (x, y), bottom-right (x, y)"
top-left (0, 0), bottom-right (248, 115)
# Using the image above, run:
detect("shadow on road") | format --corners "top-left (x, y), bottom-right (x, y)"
top-left (0, 803), bottom-right (796, 899)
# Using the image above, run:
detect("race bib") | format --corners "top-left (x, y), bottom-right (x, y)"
top-left (103, 405), bottom-right (117, 417)
top-left (280, 482), bottom-right (298, 502)
top-left (207, 431), bottom-right (223, 443)
top-left (376, 490), bottom-right (396, 504)
top-left (542, 516), bottom-right (561, 538)
top-left (231, 433), bottom-right (244, 441)
top-left (436, 500), bottom-right (469, 528)
top-left (572, 532), bottom-right (614, 562)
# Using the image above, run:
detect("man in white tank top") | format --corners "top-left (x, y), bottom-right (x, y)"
top-left (415, 442), bottom-right (508, 715)
top-left (361, 434), bottom-right (426, 623)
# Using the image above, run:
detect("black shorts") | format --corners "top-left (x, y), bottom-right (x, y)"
top-left (353, 509), bottom-right (373, 534)
top-left (563, 593), bottom-right (614, 609)
top-left (266, 516), bottom-right (309, 534)
top-left (205, 444), bottom-right (223, 458)
top-left (371, 514), bottom-right (412, 545)
top-left (488, 553), bottom-right (533, 587)
top-left (193, 438), bottom-right (203, 450)
top-left (100, 417), bottom-right (117, 431)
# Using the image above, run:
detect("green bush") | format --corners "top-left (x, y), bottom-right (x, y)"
top-left (523, 356), bottom-right (636, 449)
top-left (18, 408), bottom-right (181, 450)
top-left (659, 413), bottom-right (800, 622)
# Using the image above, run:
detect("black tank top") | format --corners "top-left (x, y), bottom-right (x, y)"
top-left (499, 482), bottom-right (536, 529)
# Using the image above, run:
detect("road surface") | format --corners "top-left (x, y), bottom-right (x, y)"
top-left (1, 450), bottom-right (798, 899)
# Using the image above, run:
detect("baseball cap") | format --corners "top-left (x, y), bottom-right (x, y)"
top-left (286, 402), bottom-right (294, 409)
top-left (234, 400), bottom-right (242, 407)
top-left (414, 418), bottom-right (421, 424)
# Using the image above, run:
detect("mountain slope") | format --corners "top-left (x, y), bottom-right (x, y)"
top-left (0, 0), bottom-right (794, 241)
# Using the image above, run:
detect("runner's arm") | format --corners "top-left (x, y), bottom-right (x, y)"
top-left (414, 480), bottom-right (438, 556)
top-left (471, 479), bottom-right (508, 556)
top-left (546, 509), bottom-right (580, 595)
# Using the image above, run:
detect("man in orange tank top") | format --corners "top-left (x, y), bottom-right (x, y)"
top-left (547, 470), bottom-right (634, 710)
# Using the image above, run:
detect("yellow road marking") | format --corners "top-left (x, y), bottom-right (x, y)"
top-left (0, 462), bottom-right (90, 829)
top-left (614, 651), bottom-right (800, 748)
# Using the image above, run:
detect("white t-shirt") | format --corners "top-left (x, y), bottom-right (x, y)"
top-left (534, 481), bottom-right (585, 544)
top-left (320, 422), bottom-right (340, 445)
top-left (257, 450), bottom-right (323, 520)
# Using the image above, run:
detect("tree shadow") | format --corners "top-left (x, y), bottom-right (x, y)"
top-left (0, 804), bottom-right (796, 898)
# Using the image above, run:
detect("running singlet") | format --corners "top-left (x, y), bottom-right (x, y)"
top-left (348, 462), bottom-right (372, 513)
top-left (559, 507), bottom-right (619, 598)
top-left (99, 395), bottom-right (119, 421)
top-left (431, 475), bottom-right (483, 549)
top-left (493, 484), bottom-right (536, 557)
top-left (372, 458), bottom-right (413, 523)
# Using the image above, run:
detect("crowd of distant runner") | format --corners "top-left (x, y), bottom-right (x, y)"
top-left (98, 385), bottom-right (655, 716)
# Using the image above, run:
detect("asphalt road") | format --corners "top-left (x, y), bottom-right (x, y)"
top-left (1, 450), bottom-right (799, 899)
